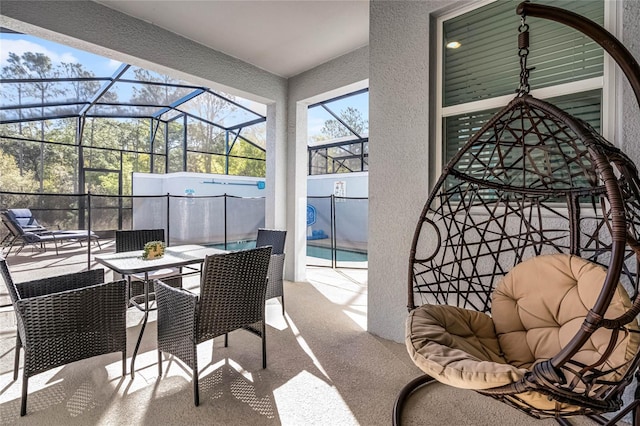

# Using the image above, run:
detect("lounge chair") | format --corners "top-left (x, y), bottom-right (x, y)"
top-left (1, 211), bottom-right (100, 255)
top-left (0, 209), bottom-right (47, 248)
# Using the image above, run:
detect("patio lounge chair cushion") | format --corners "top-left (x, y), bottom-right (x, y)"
top-left (406, 254), bottom-right (639, 410)
top-left (21, 229), bottom-right (98, 244)
top-left (6, 209), bottom-right (46, 231)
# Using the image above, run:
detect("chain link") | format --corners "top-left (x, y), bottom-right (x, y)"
top-left (517, 15), bottom-right (534, 96)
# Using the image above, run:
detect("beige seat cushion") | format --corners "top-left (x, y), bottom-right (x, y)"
top-left (406, 304), bottom-right (527, 390)
top-left (406, 254), bottom-right (639, 411)
top-left (493, 254), bottom-right (639, 377)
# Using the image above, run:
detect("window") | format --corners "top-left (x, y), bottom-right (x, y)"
top-left (437, 0), bottom-right (613, 171)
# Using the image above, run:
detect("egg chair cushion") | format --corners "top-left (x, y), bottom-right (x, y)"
top-left (492, 253), bottom-right (640, 385)
top-left (406, 254), bottom-right (639, 410)
top-left (406, 304), bottom-right (527, 390)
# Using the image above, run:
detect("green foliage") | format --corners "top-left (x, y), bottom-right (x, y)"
top-left (1, 50), bottom-right (267, 198)
top-left (0, 151), bottom-right (39, 192)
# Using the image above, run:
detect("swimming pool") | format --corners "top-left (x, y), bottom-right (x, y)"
top-left (207, 241), bottom-right (367, 262)
top-left (306, 245), bottom-right (368, 262)
top-left (208, 241), bottom-right (257, 251)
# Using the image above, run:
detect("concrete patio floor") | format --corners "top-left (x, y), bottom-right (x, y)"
top-left (0, 242), bottom-right (631, 425)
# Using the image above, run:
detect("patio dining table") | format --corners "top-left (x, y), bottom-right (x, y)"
top-left (95, 244), bottom-right (227, 378)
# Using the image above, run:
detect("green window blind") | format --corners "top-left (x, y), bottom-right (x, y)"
top-left (443, 0), bottom-right (604, 107)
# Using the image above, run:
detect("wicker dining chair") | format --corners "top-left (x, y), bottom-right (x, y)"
top-left (115, 229), bottom-right (182, 304)
top-left (0, 257), bottom-right (127, 416)
top-left (155, 246), bottom-right (272, 406)
top-left (256, 228), bottom-right (287, 314)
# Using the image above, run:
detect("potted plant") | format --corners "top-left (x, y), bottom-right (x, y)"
top-left (142, 241), bottom-right (165, 260)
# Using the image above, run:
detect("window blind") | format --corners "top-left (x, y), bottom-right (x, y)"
top-left (443, 0), bottom-right (604, 107)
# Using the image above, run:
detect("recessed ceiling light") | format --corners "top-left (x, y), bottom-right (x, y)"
top-left (446, 41), bottom-right (461, 49)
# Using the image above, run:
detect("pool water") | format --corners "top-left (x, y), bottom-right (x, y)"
top-left (209, 241), bottom-right (257, 251)
top-left (307, 245), bottom-right (368, 262)
top-left (207, 241), bottom-right (367, 262)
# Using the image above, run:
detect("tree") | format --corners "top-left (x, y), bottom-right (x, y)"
top-left (0, 151), bottom-right (38, 192)
top-left (187, 92), bottom-right (233, 173)
top-left (2, 52), bottom-right (62, 191)
top-left (0, 48), bottom-right (266, 201)
top-left (130, 69), bottom-right (190, 106)
top-left (2, 53), bottom-right (29, 136)
top-left (314, 106), bottom-right (369, 174)
top-left (320, 106), bottom-right (368, 139)
top-left (59, 62), bottom-right (116, 104)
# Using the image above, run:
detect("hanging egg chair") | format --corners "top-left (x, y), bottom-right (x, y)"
top-left (393, 2), bottom-right (640, 425)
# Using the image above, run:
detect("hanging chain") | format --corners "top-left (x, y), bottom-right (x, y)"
top-left (517, 14), bottom-right (534, 96)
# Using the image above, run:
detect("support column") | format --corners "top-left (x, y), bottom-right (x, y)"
top-left (284, 102), bottom-right (309, 283)
top-left (265, 102), bottom-right (287, 230)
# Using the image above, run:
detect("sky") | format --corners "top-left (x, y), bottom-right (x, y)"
top-left (0, 32), bottom-right (368, 140)
top-left (0, 33), bottom-right (122, 77)
top-left (307, 91), bottom-right (369, 141)
top-left (0, 32), bottom-right (267, 119)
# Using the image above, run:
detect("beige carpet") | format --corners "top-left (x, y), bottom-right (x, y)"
top-left (0, 261), bottom-right (633, 425)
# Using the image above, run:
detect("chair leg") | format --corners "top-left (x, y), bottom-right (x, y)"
top-left (126, 277), bottom-right (132, 308)
top-left (392, 375), bottom-right (436, 426)
top-left (158, 350), bottom-right (163, 377)
top-left (262, 320), bottom-right (267, 369)
top-left (634, 371), bottom-right (639, 426)
top-left (193, 367), bottom-right (199, 407)
top-left (281, 294), bottom-right (285, 315)
top-left (122, 350), bottom-right (127, 377)
top-left (224, 333), bottom-right (228, 347)
top-left (20, 370), bottom-right (28, 416)
top-left (13, 335), bottom-right (21, 380)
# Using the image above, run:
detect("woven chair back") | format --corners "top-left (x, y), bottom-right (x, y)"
top-left (196, 246), bottom-right (272, 341)
top-left (115, 229), bottom-right (165, 253)
top-left (0, 257), bottom-right (19, 304)
top-left (256, 229), bottom-right (287, 255)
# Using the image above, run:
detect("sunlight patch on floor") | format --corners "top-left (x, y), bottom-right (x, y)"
top-left (305, 267), bottom-right (367, 331)
top-left (266, 301), bottom-right (288, 331)
top-left (285, 312), bottom-right (330, 380)
top-left (273, 370), bottom-right (357, 426)
top-left (343, 305), bottom-right (366, 330)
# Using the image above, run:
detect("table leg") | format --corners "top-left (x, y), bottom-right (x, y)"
top-left (130, 273), bottom-right (150, 379)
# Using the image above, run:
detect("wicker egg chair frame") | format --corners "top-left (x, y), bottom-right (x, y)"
top-left (393, 2), bottom-right (640, 425)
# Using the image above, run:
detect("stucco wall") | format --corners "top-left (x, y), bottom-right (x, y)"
top-left (368, 0), bottom-right (640, 344)
top-left (368, 1), bottom-right (449, 342)
top-left (621, 1), bottom-right (640, 166)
